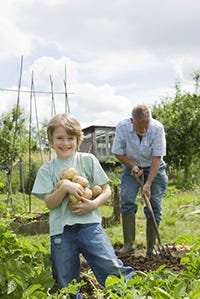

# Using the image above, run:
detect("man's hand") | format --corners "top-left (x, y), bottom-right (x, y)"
top-left (131, 165), bottom-right (143, 178)
top-left (142, 182), bottom-right (151, 200)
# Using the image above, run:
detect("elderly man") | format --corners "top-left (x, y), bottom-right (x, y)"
top-left (112, 104), bottom-right (168, 255)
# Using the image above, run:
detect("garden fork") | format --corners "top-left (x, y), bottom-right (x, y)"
top-left (133, 172), bottom-right (170, 258)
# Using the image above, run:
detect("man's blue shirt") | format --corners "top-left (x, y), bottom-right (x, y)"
top-left (112, 118), bottom-right (166, 168)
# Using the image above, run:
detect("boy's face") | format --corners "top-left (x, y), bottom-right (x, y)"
top-left (51, 125), bottom-right (77, 159)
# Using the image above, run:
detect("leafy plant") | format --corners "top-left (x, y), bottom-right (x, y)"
top-left (102, 236), bottom-right (200, 299)
top-left (0, 220), bottom-right (54, 298)
top-left (105, 275), bottom-right (138, 298)
top-left (152, 75), bottom-right (200, 188)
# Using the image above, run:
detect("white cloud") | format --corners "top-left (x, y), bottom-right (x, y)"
top-left (80, 50), bottom-right (160, 82)
top-left (0, 1), bottom-right (33, 59)
top-left (0, 0), bottom-right (199, 130)
top-left (0, 56), bottom-right (133, 126)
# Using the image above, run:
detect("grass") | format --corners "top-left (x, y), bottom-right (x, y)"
top-left (103, 185), bottom-right (200, 249)
top-left (0, 185), bottom-right (200, 251)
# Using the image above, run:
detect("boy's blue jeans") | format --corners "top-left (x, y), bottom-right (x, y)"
top-left (51, 223), bottom-right (133, 297)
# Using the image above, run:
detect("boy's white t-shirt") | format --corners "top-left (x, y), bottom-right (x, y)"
top-left (32, 152), bottom-right (109, 236)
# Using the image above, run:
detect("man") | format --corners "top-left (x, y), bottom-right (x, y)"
top-left (112, 104), bottom-right (168, 255)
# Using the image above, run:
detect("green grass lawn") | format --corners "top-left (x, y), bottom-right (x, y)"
top-left (103, 186), bottom-right (200, 250)
top-left (1, 185), bottom-right (199, 251)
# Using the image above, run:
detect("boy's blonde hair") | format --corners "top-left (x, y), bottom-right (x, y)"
top-left (47, 114), bottom-right (84, 150)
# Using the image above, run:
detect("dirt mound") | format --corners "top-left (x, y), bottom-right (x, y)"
top-left (80, 245), bottom-right (190, 298)
top-left (119, 244), bottom-right (189, 273)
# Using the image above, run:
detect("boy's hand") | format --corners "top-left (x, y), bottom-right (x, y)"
top-left (63, 179), bottom-right (84, 198)
top-left (69, 197), bottom-right (96, 215)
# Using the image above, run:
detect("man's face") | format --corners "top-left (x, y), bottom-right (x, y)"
top-left (133, 119), bottom-right (150, 136)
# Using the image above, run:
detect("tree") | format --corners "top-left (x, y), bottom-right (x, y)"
top-left (152, 76), bottom-right (200, 186)
top-left (0, 106), bottom-right (30, 165)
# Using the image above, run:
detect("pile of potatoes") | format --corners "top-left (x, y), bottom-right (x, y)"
top-left (54, 167), bottom-right (102, 204)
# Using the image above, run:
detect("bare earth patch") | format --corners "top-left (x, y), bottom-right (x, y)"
top-left (80, 245), bottom-right (190, 298)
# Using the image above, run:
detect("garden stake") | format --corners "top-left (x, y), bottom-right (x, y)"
top-left (133, 173), bottom-right (171, 258)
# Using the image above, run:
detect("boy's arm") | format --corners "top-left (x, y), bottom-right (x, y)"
top-left (90, 183), bottom-right (111, 208)
top-left (69, 183), bottom-right (111, 215)
top-left (44, 179), bottom-right (85, 210)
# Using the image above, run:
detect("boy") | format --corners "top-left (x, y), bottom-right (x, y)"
top-left (32, 114), bottom-right (133, 299)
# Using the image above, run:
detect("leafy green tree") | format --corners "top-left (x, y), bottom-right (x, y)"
top-left (38, 119), bottom-right (49, 152)
top-left (152, 76), bottom-right (200, 186)
top-left (0, 106), bottom-right (36, 165)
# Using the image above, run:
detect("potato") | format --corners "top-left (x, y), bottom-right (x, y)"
top-left (72, 175), bottom-right (89, 188)
top-left (60, 168), bottom-right (78, 180)
top-left (83, 187), bottom-right (93, 200)
top-left (92, 185), bottom-right (102, 197)
top-left (69, 194), bottom-right (80, 204)
top-left (55, 180), bottom-right (64, 189)
top-left (53, 179), bottom-right (72, 192)
top-left (52, 179), bottom-right (64, 192)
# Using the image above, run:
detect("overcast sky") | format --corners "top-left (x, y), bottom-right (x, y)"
top-left (0, 0), bottom-right (199, 128)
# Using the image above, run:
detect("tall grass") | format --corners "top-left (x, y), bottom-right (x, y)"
top-left (103, 185), bottom-right (200, 249)
top-left (10, 185), bottom-right (199, 252)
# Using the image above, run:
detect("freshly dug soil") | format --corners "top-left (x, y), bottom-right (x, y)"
top-left (80, 244), bottom-right (190, 299)
top-left (118, 244), bottom-right (188, 273)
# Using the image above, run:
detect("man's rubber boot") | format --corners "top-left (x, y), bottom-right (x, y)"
top-left (146, 218), bottom-right (159, 256)
top-left (117, 214), bottom-right (135, 256)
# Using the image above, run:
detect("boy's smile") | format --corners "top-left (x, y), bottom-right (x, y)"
top-left (52, 125), bottom-right (77, 159)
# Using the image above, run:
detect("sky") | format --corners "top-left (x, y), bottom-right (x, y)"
top-left (0, 0), bottom-right (199, 128)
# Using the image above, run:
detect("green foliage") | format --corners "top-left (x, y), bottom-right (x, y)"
top-left (0, 172), bottom-right (7, 193)
top-left (104, 236), bottom-right (200, 298)
top-left (152, 75), bottom-right (200, 188)
top-left (21, 158), bottom-right (40, 195)
top-left (0, 219), bottom-right (87, 298)
top-left (0, 106), bottom-right (30, 165)
top-left (0, 165), bottom-right (22, 194)
top-left (0, 106), bottom-right (45, 195)
top-left (104, 185), bottom-right (200, 247)
top-left (0, 187), bottom-right (200, 298)
top-left (109, 171), bottom-right (121, 187)
top-left (0, 220), bottom-right (54, 298)
top-left (34, 119), bottom-right (49, 152)
top-left (49, 280), bottom-right (86, 299)
top-left (105, 275), bottom-right (138, 298)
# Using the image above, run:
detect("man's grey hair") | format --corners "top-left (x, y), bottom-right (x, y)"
top-left (131, 104), bottom-right (152, 121)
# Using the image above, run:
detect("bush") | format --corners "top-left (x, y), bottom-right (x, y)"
top-left (0, 220), bottom-right (54, 298)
